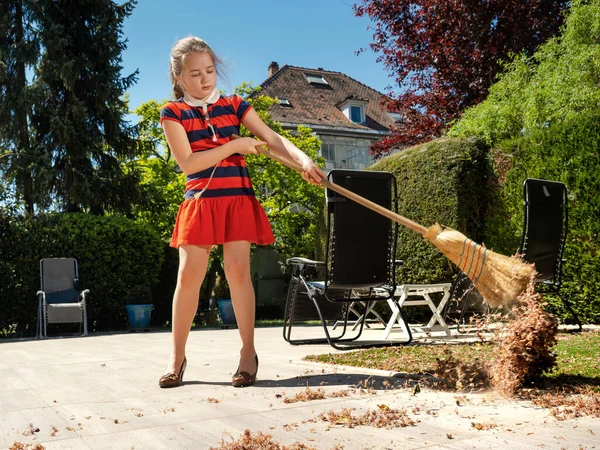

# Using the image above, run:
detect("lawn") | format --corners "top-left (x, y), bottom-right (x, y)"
top-left (304, 330), bottom-right (600, 392)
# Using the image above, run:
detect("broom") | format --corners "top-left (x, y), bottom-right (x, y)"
top-left (232, 135), bottom-right (535, 307)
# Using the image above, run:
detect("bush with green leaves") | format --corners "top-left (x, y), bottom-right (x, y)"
top-left (0, 213), bottom-right (164, 336)
top-left (371, 137), bottom-right (491, 285)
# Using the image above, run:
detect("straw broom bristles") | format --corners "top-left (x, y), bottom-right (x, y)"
top-left (235, 134), bottom-right (535, 307)
top-left (423, 224), bottom-right (535, 307)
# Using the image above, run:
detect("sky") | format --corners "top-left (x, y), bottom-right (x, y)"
top-left (120, 0), bottom-right (396, 114)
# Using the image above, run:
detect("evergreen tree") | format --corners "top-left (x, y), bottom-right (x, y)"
top-left (0, 1), bottom-right (40, 215)
top-left (31, 0), bottom-right (140, 214)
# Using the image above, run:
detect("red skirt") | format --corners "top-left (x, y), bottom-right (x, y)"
top-left (170, 195), bottom-right (274, 248)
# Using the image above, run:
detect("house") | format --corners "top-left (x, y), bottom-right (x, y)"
top-left (259, 62), bottom-right (398, 170)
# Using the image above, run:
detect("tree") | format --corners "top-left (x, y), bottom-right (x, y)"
top-left (354, 0), bottom-right (568, 156)
top-left (449, 0), bottom-right (600, 147)
top-left (29, 0), bottom-right (140, 214)
top-left (0, 0), bottom-right (40, 215)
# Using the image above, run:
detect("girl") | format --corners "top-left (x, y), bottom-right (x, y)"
top-left (158, 36), bottom-right (324, 388)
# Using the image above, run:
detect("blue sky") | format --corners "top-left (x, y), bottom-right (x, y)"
top-left (121, 0), bottom-right (394, 113)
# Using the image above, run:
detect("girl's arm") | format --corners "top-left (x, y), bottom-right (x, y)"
top-left (241, 108), bottom-right (325, 185)
top-left (162, 120), bottom-right (264, 175)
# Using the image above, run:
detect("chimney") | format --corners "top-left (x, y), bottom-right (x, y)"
top-left (268, 61), bottom-right (279, 78)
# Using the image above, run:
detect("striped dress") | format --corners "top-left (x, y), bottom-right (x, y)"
top-left (160, 95), bottom-right (274, 247)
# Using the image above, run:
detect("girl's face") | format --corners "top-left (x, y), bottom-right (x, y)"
top-left (178, 51), bottom-right (217, 100)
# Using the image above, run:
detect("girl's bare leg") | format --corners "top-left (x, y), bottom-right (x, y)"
top-left (164, 244), bottom-right (212, 375)
top-left (223, 240), bottom-right (257, 374)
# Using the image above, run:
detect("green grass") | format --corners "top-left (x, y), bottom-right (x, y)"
top-left (540, 331), bottom-right (600, 390)
top-left (304, 330), bottom-right (600, 390)
top-left (306, 342), bottom-right (494, 374)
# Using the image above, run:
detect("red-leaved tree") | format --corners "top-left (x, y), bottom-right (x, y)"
top-left (354, 0), bottom-right (568, 156)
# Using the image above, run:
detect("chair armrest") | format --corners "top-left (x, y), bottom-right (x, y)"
top-left (286, 257), bottom-right (325, 268)
top-left (80, 289), bottom-right (90, 300)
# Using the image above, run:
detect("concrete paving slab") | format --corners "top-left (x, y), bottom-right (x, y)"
top-left (0, 388), bottom-right (48, 413)
top-left (32, 438), bottom-right (93, 450)
top-left (0, 326), bottom-right (598, 450)
top-left (0, 369), bottom-right (30, 392)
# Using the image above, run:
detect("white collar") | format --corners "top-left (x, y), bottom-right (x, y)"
top-left (182, 87), bottom-right (221, 142)
top-left (183, 88), bottom-right (221, 109)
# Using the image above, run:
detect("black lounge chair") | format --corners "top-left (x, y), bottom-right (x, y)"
top-left (282, 169), bottom-right (412, 350)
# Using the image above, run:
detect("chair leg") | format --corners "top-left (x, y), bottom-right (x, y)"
top-left (43, 303), bottom-right (48, 339)
top-left (557, 292), bottom-right (582, 332)
top-left (282, 275), bottom-right (353, 346)
top-left (37, 299), bottom-right (41, 339)
top-left (82, 303), bottom-right (88, 336)
top-left (328, 301), bottom-right (412, 350)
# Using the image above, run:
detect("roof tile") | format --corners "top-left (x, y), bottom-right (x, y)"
top-left (260, 65), bottom-right (395, 132)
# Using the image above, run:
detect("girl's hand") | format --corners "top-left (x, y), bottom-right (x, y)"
top-left (234, 137), bottom-right (265, 155)
top-left (301, 159), bottom-right (325, 185)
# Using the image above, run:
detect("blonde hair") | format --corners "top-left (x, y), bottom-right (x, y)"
top-left (169, 36), bottom-right (224, 98)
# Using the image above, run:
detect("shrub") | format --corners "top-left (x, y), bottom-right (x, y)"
top-left (371, 137), bottom-right (491, 285)
top-left (0, 213), bottom-right (163, 336)
top-left (151, 244), bottom-right (178, 327)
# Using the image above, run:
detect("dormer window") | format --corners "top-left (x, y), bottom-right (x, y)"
top-left (350, 106), bottom-right (363, 123)
top-left (278, 98), bottom-right (292, 107)
top-left (388, 112), bottom-right (402, 123)
top-left (338, 98), bottom-right (367, 124)
top-left (305, 74), bottom-right (328, 86)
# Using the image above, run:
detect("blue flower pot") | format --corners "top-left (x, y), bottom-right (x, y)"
top-left (125, 304), bottom-right (152, 329)
top-left (216, 299), bottom-right (237, 325)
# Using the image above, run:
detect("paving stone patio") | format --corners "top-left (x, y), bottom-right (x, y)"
top-left (1, 326), bottom-right (599, 449)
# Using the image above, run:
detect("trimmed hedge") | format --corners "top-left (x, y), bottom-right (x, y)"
top-left (0, 213), bottom-right (164, 336)
top-left (371, 137), bottom-right (491, 285)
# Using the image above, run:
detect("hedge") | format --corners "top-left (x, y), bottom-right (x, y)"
top-left (371, 137), bottom-right (491, 286)
top-left (0, 213), bottom-right (164, 336)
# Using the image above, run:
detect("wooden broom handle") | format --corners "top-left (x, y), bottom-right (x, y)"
top-left (231, 134), bottom-right (428, 236)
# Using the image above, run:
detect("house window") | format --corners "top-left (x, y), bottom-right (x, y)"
top-left (278, 98), bottom-right (292, 107)
top-left (388, 112), bottom-right (402, 122)
top-left (321, 143), bottom-right (336, 169)
top-left (350, 106), bottom-right (363, 123)
top-left (340, 100), bottom-right (367, 124)
top-left (305, 74), bottom-right (329, 86)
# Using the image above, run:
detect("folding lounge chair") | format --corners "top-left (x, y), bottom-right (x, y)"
top-left (37, 258), bottom-right (89, 338)
top-left (283, 169), bottom-right (413, 350)
top-left (444, 178), bottom-right (582, 331)
top-left (519, 178), bottom-right (582, 330)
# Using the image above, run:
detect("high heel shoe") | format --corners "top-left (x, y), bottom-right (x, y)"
top-left (159, 356), bottom-right (187, 388)
top-left (232, 354), bottom-right (258, 388)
